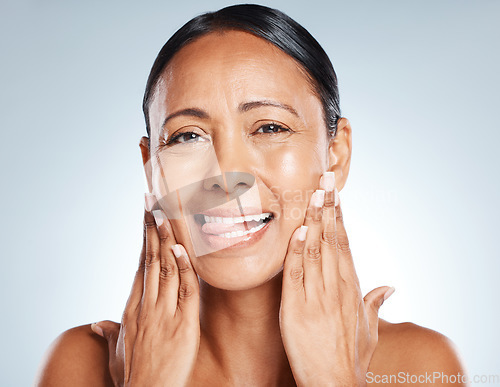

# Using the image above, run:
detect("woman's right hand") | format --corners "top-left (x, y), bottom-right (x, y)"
top-left (91, 193), bottom-right (201, 387)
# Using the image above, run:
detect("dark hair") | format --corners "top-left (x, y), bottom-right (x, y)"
top-left (143, 4), bottom-right (341, 138)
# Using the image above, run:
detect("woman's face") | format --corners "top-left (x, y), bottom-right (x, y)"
top-left (144, 30), bottom-right (335, 290)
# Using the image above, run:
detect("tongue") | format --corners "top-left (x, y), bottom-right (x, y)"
top-left (201, 220), bottom-right (262, 235)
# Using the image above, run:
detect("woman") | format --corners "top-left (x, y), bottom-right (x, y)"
top-left (36, 4), bottom-right (467, 386)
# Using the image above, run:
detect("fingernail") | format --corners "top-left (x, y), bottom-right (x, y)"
top-left (91, 322), bottom-right (103, 337)
top-left (171, 244), bottom-right (182, 258)
top-left (312, 189), bottom-right (325, 208)
top-left (321, 171), bottom-right (336, 192)
top-left (297, 225), bottom-right (308, 241)
top-left (145, 192), bottom-right (155, 212)
top-left (152, 210), bottom-right (164, 227)
top-left (383, 286), bottom-right (396, 301)
top-left (334, 187), bottom-right (340, 207)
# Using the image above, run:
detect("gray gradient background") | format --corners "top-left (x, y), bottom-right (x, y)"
top-left (1, 0), bottom-right (499, 385)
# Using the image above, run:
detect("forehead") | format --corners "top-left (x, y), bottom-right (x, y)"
top-left (149, 30), bottom-right (323, 130)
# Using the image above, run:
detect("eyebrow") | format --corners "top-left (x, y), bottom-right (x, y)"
top-left (162, 108), bottom-right (209, 128)
top-left (238, 100), bottom-right (299, 117)
top-left (161, 99), bottom-right (299, 129)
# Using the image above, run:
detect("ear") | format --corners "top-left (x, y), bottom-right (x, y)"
top-left (327, 117), bottom-right (352, 191)
top-left (139, 136), bottom-right (153, 193)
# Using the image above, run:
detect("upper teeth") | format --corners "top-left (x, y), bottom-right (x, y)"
top-left (203, 212), bottom-right (271, 224)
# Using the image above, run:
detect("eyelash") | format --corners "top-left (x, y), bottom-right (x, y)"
top-left (164, 123), bottom-right (292, 146)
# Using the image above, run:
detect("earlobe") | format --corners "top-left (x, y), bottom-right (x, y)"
top-left (327, 118), bottom-right (352, 191)
top-left (139, 136), bottom-right (153, 193)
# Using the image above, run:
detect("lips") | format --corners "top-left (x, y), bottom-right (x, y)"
top-left (188, 204), bottom-right (276, 253)
top-left (192, 213), bottom-right (274, 252)
top-left (195, 210), bottom-right (272, 234)
top-left (200, 215), bottom-right (272, 235)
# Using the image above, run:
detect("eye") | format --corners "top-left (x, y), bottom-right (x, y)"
top-left (165, 131), bottom-right (209, 146)
top-left (255, 123), bottom-right (291, 135)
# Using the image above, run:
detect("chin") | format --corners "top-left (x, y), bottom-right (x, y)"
top-left (193, 253), bottom-right (285, 291)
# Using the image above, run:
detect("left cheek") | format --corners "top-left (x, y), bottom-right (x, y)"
top-left (267, 147), bottom-right (324, 224)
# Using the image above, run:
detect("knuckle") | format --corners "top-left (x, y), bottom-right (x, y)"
top-left (335, 207), bottom-right (344, 222)
top-left (305, 207), bottom-right (321, 223)
top-left (313, 208), bottom-right (322, 222)
top-left (322, 230), bottom-right (336, 245)
top-left (336, 236), bottom-right (351, 253)
top-left (145, 250), bottom-right (158, 267)
top-left (323, 193), bottom-right (335, 208)
top-left (292, 245), bottom-right (304, 256)
top-left (306, 243), bottom-right (321, 262)
top-left (158, 234), bottom-right (170, 243)
top-left (289, 266), bottom-right (304, 282)
top-left (159, 262), bottom-right (177, 280)
top-left (177, 264), bottom-right (191, 275)
top-left (144, 221), bottom-right (156, 232)
top-left (178, 283), bottom-right (194, 299)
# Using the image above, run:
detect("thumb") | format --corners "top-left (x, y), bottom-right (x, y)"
top-left (91, 320), bottom-right (120, 350)
top-left (363, 286), bottom-right (395, 323)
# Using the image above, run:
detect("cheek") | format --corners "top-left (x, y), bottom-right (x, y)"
top-left (266, 146), bottom-right (325, 223)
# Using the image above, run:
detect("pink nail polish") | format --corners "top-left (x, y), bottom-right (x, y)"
top-left (152, 210), bottom-right (164, 227)
top-left (171, 244), bottom-right (182, 258)
top-left (145, 192), bottom-right (155, 212)
top-left (321, 171), bottom-right (335, 192)
top-left (334, 188), bottom-right (340, 207)
top-left (297, 225), bottom-right (308, 241)
top-left (91, 323), bottom-right (103, 336)
top-left (313, 189), bottom-right (325, 207)
top-left (383, 286), bottom-right (395, 301)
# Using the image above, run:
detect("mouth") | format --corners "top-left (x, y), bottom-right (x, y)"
top-left (194, 212), bottom-right (274, 238)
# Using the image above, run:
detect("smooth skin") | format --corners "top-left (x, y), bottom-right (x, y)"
top-left (35, 31), bottom-right (467, 386)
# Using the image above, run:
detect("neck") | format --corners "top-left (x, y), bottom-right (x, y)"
top-left (198, 273), bottom-right (295, 386)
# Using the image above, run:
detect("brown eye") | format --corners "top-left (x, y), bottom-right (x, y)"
top-left (167, 131), bottom-right (208, 145)
top-left (256, 123), bottom-right (290, 134)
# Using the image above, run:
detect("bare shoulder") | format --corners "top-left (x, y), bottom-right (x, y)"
top-left (34, 324), bottom-right (112, 387)
top-left (368, 318), bottom-right (468, 385)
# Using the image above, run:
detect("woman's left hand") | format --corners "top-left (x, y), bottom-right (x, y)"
top-left (279, 172), bottom-right (395, 386)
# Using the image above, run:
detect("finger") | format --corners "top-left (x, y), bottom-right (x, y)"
top-left (142, 192), bottom-right (161, 309)
top-left (334, 190), bottom-right (359, 285)
top-left (171, 244), bottom-right (200, 317)
top-left (121, 194), bottom-right (151, 326)
top-left (282, 225), bottom-right (308, 295)
top-left (91, 321), bottom-right (120, 353)
top-left (363, 286), bottom-right (395, 344)
top-left (319, 172), bottom-right (339, 284)
top-left (152, 210), bottom-right (180, 315)
top-left (302, 189), bottom-right (325, 296)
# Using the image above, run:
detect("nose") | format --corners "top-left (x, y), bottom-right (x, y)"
top-left (202, 134), bottom-right (256, 199)
top-left (203, 171), bottom-right (255, 200)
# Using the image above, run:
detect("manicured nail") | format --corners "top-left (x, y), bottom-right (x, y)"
top-left (297, 225), bottom-right (308, 241)
top-left (383, 286), bottom-right (395, 301)
top-left (171, 244), bottom-right (182, 258)
top-left (91, 322), bottom-right (103, 337)
top-left (321, 171), bottom-right (336, 192)
top-left (313, 189), bottom-right (325, 208)
top-left (152, 210), bottom-right (164, 227)
top-left (334, 187), bottom-right (340, 207)
top-left (145, 192), bottom-right (155, 212)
